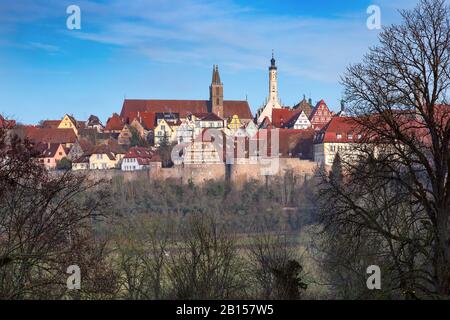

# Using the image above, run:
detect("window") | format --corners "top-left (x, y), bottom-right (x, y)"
top-left (347, 133), bottom-right (353, 140)
top-left (357, 134), bottom-right (362, 139)
top-left (336, 133), bottom-right (342, 139)
top-left (59, 152), bottom-right (63, 156)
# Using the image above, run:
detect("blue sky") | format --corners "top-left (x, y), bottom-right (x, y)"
top-left (0, 0), bottom-right (418, 124)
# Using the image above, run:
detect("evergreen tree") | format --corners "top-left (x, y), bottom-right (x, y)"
top-left (56, 157), bottom-right (72, 171)
top-left (158, 133), bottom-right (174, 168)
top-left (329, 152), bottom-right (343, 185)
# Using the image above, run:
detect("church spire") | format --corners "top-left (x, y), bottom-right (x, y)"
top-left (210, 65), bottom-right (224, 117)
top-left (211, 64), bottom-right (221, 85)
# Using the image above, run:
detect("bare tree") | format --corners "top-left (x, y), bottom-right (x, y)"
top-left (320, 0), bottom-right (449, 298)
top-left (0, 128), bottom-right (115, 299)
top-left (247, 230), bottom-right (307, 299)
top-left (114, 214), bottom-right (174, 299)
top-left (166, 214), bottom-right (244, 299)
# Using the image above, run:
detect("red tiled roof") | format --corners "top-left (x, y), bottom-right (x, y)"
top-left (37, 143), bottom-right (65, 158)
top-left (123, 147), bottom-right (161, 165)
top-left (76, 139), bottom-right (94, 153)
top-left (272, 108), bottom-right (301, 128)
top-left (314, 117), bottom-right (361, 144)
top-left (223, 101), bottom-right (253, 119)
top-left (127, 111), bottom-right (156, 130)
top-left (120, 99), bottom-right (253, 120)
top-left (278, 129), bottom-right (315, 158)
top-left (124, 147), bottom-right (153, 159)
top-left (315, 105), bottom-right (450, 145)
top-left (41, 120), bottom-right (61, 128)
top-left (255, 129), bottom-right (315, 158)
top-left (187, 127), bottom-right (314, 161)
top-left (25, 127), bottom-right (77, 144)
top-left (105, 113), bottom-right (124, 131)
top-left (285, 111), bottom-right (309, 128)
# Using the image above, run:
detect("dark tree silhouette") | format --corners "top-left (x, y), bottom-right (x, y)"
top-left (319, 0), bottom-right (450, 298)
top-left (0, 128), bottom-right (116, 299)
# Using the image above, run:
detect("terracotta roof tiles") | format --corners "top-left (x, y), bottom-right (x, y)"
top-left (120, 99), bottom-right (252, 120)
top-left (25, 127), bottom-right (77, 144)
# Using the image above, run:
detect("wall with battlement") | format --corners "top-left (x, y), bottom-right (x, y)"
top-left (85, 158), bottom-right (319, 185)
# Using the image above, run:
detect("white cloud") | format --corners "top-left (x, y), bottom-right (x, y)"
top-left (62, 0), bottom-right (386, 84)
top-left (1, 0), bottom-right (416, 83)
top-left (29, 42), bottom-right (60, 53)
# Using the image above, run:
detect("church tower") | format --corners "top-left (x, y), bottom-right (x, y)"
top-left (210, 65), bottom-right (224, 118)
top-left (268, 51), bottom-right (279, 105)
top-left (257, 51), bottom-right (282, 124)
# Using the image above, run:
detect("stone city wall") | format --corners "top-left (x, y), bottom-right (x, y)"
top-left (85, 159), bottom-right (319, 185)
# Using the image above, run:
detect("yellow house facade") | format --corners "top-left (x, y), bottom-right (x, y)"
top-left (58, 114), bottom-right (79, 136)
top-left (154, 119), bottom-right (178, 146)
top-left (227, 114), bottom-right (243, 131)
top-left (89, 152), bottom-right (119, 170)
top-left (313, 142), bottom-right (360, 166)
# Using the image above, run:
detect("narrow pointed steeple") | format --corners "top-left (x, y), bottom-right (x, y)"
top-left (210, 65), bottom-right (224, 117)
top-left (211, 65), bottom-right (222, 85)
